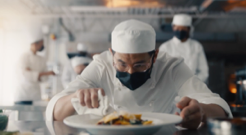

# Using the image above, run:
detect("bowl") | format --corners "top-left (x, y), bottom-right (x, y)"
top-left (0, 112), bottom-right (9, 131)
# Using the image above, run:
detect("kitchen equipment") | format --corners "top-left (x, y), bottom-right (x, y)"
top-left (0, 111), bottom-right (8, 131)
top-left (230, 67), bottom-right (246, 117)
top-left (207, 117), bottom-right (246, 135)
top-left (64, 112), bottom-right (182, 135)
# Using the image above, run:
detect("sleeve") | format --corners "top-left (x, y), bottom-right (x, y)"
top-left (20, 54), bottom-right (40, 82)
top-left (172, 61), bottom-right (232, 117)
top-left (46, 59), bottom-right (104, 120)
top-left (195, 43), bottom-right (209, 82)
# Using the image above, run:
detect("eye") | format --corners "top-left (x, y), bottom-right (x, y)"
top-left (134, 64), bottom-right (145, 68)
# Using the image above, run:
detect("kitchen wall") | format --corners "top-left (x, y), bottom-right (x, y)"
top-left (0, 15), bottom-right (245, 103)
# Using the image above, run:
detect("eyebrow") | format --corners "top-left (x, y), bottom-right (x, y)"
top-left (134, 60), bottom-right (146, 64)
top-left (118, 59), bottom-right (126, 64)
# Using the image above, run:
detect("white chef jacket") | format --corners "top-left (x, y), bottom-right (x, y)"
top-left (46, 51), bottom-right (231, 120)
top-left (159, 37), bottom-right (209, 82)
top-left (61, 61), bottom-right (77, 89)
top-left (15, 51), bottom-right (47, 101)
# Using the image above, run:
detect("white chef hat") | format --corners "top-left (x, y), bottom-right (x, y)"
top-left (111, 19), bottom-right (156, 54)
top-left (77, 43), bottom-right (88, 52)
top-left (71, 56), bottom-right (92, 68)
top-left (172, 14), bottom-right (192, 27)
top-left (28, 30), bottom-right (44, 44)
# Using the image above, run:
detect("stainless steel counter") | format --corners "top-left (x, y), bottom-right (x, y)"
top-left (4, 120), bottom-right (211, 135)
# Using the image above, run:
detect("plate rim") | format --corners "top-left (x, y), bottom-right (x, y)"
top-left (63, 112), bottom-right (182, 130)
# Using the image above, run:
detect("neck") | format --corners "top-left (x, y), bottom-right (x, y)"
top-left (181, 38), bottom-right (189, 42)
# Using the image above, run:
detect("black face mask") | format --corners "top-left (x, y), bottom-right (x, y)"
top-left (38, 45), bottom-right (44, 52)
top-left (173, 30), bottom-right (189, 40)
top-left (116, 57), bottom-right (154, 91)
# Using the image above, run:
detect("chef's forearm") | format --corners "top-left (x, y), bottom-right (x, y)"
top-left (200, 103), bottom-right (227, 122)
top-left (53, 93), bottom-right (76, 121)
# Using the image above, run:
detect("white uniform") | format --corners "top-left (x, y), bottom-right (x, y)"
top-left (46, 51), bottom-right (231, 120)
top-left (61, 61), bottom-right (77, 88)
top-left (159, 37), bottom-right (209, 82)
top-left (15, 51), bottom-right (47, 101)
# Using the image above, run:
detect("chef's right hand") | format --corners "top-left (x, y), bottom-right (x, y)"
top-left (75, 88), bottom-right (105, 108)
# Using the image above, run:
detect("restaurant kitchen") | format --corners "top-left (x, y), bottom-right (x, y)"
top-left (0, 0), bottom-right (246, 135)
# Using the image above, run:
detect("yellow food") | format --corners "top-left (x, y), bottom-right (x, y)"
top-left (97, 111), bottom-right (153, 126)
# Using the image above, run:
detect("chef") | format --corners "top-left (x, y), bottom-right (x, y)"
top-left (71, 56), bottom-right (92, 75)
top-left (46, 20), bottom-right (231, 129)
top-left (159, 14), bottom-right (209, 83)
top-left (15, 31), bottom-right (55, 105)
top-left (62, 43), bottom-right (92, 88)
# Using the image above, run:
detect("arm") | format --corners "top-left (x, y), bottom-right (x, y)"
top-left (172, 61), bottom-right (231, 129)
top-left (49, 59), bottom-right (104, 121)
top-left (195, 44), bottom-right (209, 82)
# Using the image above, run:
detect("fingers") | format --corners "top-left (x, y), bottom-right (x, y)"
top-left (176, 97), bottom-right (191, 110)
top-left (77, 90), bottom-right (85, 106)
top-left (91, 89), bottom-right (99, 108)
top-left (180, 100), bottom-right (200, 119)
top-left (179, 112), bottom-right (201, 129)
top-left (76, 88), bottom-right (105, 109)
top-left (84, 89), bottom-right (93, 108)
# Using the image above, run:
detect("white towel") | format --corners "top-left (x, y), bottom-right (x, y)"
top-left (71, 90), bottom-right (114, 116)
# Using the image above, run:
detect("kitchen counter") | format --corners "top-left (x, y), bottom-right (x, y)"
top-left (3, 120), bottom-right (218, 135)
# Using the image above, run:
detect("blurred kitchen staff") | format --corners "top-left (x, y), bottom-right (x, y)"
top-left (47, 20), bottom-right (231, 129)
top-left (14, 32), bottom-right (55, 105)
top-left (62, 43), bottom-right (92, 88)
top-left (159, 14), bottom-right (209, 83)
top-left (71, 56), bottom-right (92, 75)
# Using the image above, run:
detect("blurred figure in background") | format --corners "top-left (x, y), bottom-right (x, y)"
top-left (159, 14), bottom-right (209, 83)
top-left (77, 43), bottom-right (89, 57)
top-left (62, 43), bottom-right (92, 88)
top-left (14, 33), bottom-right (55, 105)
top-left (71, 56), bottom-right (92, 75)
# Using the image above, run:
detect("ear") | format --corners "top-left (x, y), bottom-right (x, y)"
top-left (109, 48), bottom-right (113, 56)
top-left (153, 49), bottom-right (159, 63)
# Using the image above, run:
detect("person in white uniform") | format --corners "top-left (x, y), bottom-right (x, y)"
top-left (159, 14), bottom-right (209, 83)
top-left (15, 33), bottom-right (55, 104)
top-left (62, 43), bottom-right (92, 88)
top-left (71, 56), bottom-right (92, 75)
top-left (46, 20), bottom-right (231, 129)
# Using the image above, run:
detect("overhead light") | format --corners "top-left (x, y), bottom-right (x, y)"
top-left (70, 6), bottom-right (128, 12)
top-left (105, 0), bottom-right (164, 8)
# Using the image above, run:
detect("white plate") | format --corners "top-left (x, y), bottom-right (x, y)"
top-left (64, 112), bottom-right (182, 135)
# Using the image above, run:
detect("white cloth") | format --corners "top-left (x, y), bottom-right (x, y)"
top-left (71, 90), bottom-right (114, 116)
top-left (46, 51), bottom-right (232, 120)
top-left (112, 19), bottom-right (155, 53)
top-left (159, 37), bottom-right (209, 82)
top-left (172, 14), bottom-right (192, 26)
top-left (71, 56), bottom-right (92, 68)
top-left (15, 51), bottom-right (47, 101)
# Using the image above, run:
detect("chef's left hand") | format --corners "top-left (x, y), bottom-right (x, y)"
top-left (175, 97), bottom-right (204, 129)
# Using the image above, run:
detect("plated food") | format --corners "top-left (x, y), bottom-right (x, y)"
top-left (97, 111), bottom-right (153, 126)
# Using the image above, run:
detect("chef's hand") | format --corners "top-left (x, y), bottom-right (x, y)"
top-left (75, 88), bottom-right (105, 109)
top-left (175, 97), bottom-right (204, 129)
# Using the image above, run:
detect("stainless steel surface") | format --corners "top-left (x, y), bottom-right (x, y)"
top-left (4, 120), bottom-right (217, 135)
top-left (207, 117), bottom-right (246, 135)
